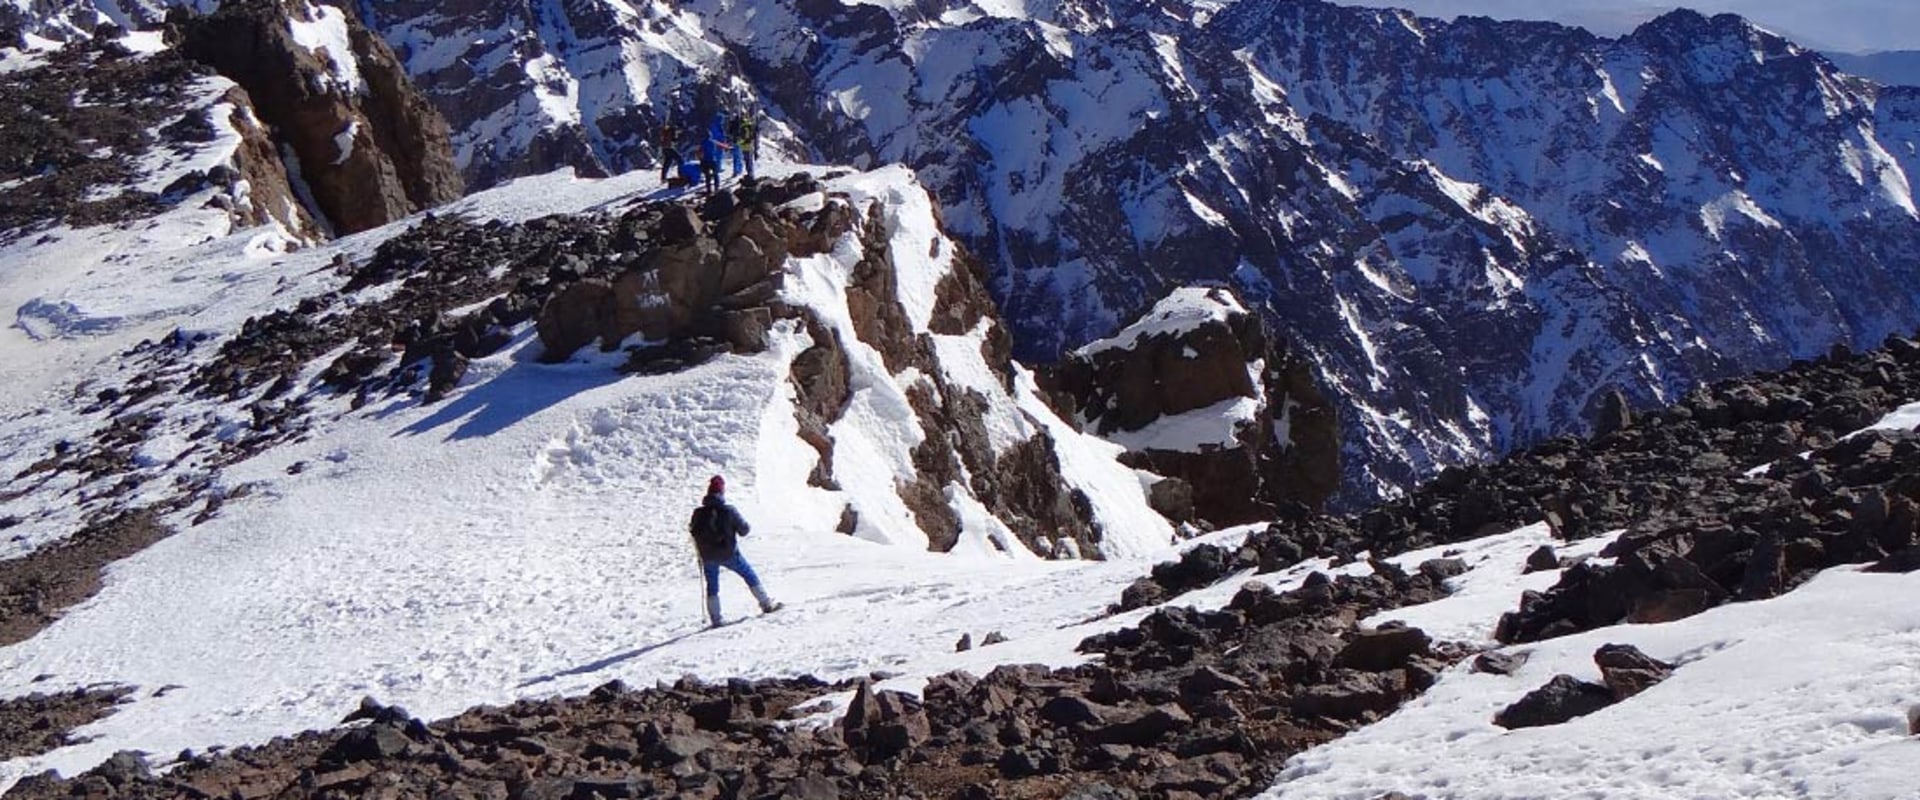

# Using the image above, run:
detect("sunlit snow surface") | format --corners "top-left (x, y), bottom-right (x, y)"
top-left (1274, 565), bottom-right (1920, 799)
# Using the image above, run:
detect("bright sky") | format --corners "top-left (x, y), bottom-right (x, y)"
top-left (1337, 1), bottom-right (1920, 53)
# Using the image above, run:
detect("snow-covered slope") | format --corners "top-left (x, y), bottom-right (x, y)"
top-left (0, 141), bottom-right (1199, 784)
top-left (1275, 561), bottom-right (1920, 799)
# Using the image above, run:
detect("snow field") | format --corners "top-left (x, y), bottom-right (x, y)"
top-left (1273, 565), bottom-right (1920, 799)
top-left (0, 162), bottom-right (1172, 788)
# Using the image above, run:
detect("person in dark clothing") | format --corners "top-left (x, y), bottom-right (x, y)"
top-left (657, 119), bottom-right (679, 182)
top-left (690, 474), bottom-right (780, 628)
top-left (698, 132), bottom-right (725, 193)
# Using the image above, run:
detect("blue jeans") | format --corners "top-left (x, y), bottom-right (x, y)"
top-left (703, 553), bottom-right (775, 625)
top-left (703, 552), bottom-right (764, 595)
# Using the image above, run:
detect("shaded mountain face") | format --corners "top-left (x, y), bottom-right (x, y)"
top-left (16, 0), bottom-right (1920, 505)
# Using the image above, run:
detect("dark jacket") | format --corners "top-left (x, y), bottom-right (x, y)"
top-left (690, 493), bottom-right (750, 560)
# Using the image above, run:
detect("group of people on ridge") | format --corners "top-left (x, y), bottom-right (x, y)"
top-left (657, 108), bottom-right (759, 193)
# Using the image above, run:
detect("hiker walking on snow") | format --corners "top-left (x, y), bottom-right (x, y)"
top-left (690, 475), bottom-right (780, 628)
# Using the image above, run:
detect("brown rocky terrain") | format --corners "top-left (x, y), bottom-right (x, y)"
top-left (172, 0), bottom-right (463, 235)
top-left (0, 685), bottom-right (134, 762)
top-left (1116, 336), bottom-right (1920, 621)
top-left (1039, 290), bottom-right (1341, 527)
top-left (0, 27), bottom-right (308, 239)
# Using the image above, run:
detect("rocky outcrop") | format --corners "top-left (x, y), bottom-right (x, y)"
top-left (1493, 422), bottom-right (1920, 643)
top-left (1594, 644), bottom-right (1675, 701)
top-left (0, 685), bottom-right (135, 761)
top-left (174, 0), bottom-right (461, 235)
top-left (1492, 674), bottom-right (1615, 730)
top-left (1042, 288), bottom-right (1340, 526)
top-left (521, 175), bottom-right (819, 363)
top-left (775, 190), bottom-right (1110, 558)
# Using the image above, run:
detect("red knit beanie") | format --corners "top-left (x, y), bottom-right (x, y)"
top-left (708, 475), bottom-right (725, 494)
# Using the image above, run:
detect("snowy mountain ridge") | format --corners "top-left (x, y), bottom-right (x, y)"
top-left (316, 0), bottom-right (1920, 502)
top-left (16, 0), bottom-right (1920, 503)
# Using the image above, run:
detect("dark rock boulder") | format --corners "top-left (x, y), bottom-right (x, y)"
top-left (87, 751), bottom-right (152, 787)
top-left (1493, 674), bottom-right (1616, 729)
top-left (1090, 705), bottom-right (1191, 746)
top-left (1292, 671), bottom-right (1409, 721)
top-left (536, 281), bottom-right (616, 360)
top-left (840, 682), bottom-right (930, 762)
top-left (1592, 387), bottom-right (1634, 438)
top-left (1524, 545), bottom-right (1561, 573)
top-left (1039, 695), bottom-right (1111, 728)
top-left (1868, 545), bottom-right (1920, 573)
top-left (1336, 626), bottom-right (1432, 672)
top-left (1180, 666), bottom-right (1249, 696)
top-left (1593, 643), bottom-right (1674, 700)
top-left (325, 723), bottom-right (413, 763)
top-left (1471, 650), bottom-right (1528, 676)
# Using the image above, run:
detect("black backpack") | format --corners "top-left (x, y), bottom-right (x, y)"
top-left (690, 505), bottom-right (729, 551)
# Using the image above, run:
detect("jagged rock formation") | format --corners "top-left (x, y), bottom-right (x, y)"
top-left (0, 559), bottom-right (1459, 799)
top-left (1040, 287), bottom-right (1339, 526)
top-left (173, 0), bottom-right (462, 235)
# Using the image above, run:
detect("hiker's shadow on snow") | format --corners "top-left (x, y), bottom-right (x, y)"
top-left (517, 631), bottom-right (701, 689)
top-left (393, 352), bottom-right (626, 441)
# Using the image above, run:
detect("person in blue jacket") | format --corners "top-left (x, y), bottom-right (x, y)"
top-left (689, 475), bottom-right (781, 628)
top-left (703, 112), bottom-right (732, 190)
top-left (698, 131), bottom-right (724, 193)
